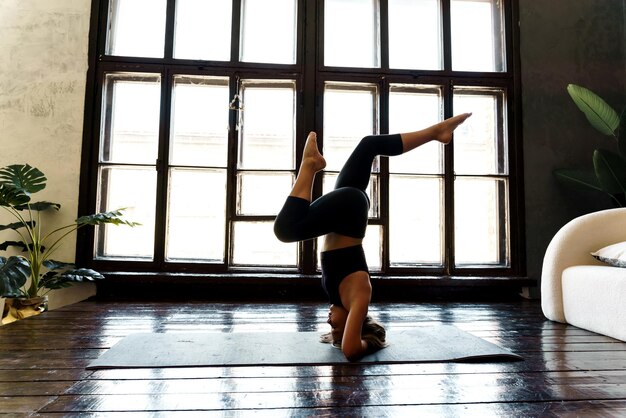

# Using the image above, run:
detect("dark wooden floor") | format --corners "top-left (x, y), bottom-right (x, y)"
top-left (1, 298), bottom-right (626, 417)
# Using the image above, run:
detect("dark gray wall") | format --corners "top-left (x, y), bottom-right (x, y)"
top-left (519, 0), bottom-right (626, 296)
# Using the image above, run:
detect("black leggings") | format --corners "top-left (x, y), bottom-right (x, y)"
top-left (274, 133), bottom-right (403, 307)
top-left (274, 133), bottom-right (403, 242)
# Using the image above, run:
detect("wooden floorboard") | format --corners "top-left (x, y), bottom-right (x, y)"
top-left (1, 298), bottom-right (625, 416)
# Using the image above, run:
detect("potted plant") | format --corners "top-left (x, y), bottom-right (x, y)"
top-left (554, 84), bottom-right (626, 206)
top-left (0, 164), bottom-right (137, 324)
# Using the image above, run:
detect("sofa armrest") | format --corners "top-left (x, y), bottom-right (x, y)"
top-left (541, 207), bottom-right (626, 323)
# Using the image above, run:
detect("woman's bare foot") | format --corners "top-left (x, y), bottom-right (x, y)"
top-left (434, 112), bottom-right (472, 144)
top-left (302, 131), bottom-right (326, 172)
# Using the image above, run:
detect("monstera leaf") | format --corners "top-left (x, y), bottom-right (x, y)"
top-left (0, 221), bottom-right (36, 232)
top-left (0, 256), bottom-right (31, 297)
top-left (14, 201), bottom-right (61, 212)
top-left (0, 241), bottom-right (30, 252)
top-left (0, 164), bottom-right (47, 194)
top-left (39, 268), bottom-right (104, 290)
top-left (76, 209), bottom-right (140, 227)
top-left (39, 261), bottom-right (104, 290)
top-left (42, 260), bottom-right (75, 271)
top-left (0, 184), bottom-right (30, 207)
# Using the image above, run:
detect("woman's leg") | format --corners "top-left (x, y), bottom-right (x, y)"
top-left (400, 112), bottom-right (472, 152)
top-left (324, 112), bottom-right (472, 251)
top-left (274, 132), bottom-right (339, 243)
top-left (288, 132), bottom-right (326, 201)
top-left (333, 134), bottom-right (403, 192)
top-left (275, 113), bottom-right (472, 244)
top-left (334, 112), bottom-right (473, 192)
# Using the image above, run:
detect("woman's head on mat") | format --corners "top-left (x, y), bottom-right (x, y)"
top-left (321, 309), bottom-right (387, 351)
top-left (326, 304), bottom-right (348, 343)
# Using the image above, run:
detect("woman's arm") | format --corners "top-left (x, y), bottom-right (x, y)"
top-left (341, 300), bottom-right (369, 360)
top-left (339, 272), bottom-right (372, 361)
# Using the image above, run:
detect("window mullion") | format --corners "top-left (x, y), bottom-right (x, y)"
top-left (299, 0), bottom-right (319, 275)
top-left (379, 77), bottom-right (390, 272)
top-left (443, 80), bottom-right (454, 275)
top-left (163, 0), bottom-right (176, 59)
top-left (225, 77), bottom-right (240, 268)
top-left (153, 69), bottom-right (174, 266)
top-left (380, 0), bottom-right (389, 71)
top-left (441, 0), bottom-right (452, 72)
top-left (230, 0), bottom-right (242, 63)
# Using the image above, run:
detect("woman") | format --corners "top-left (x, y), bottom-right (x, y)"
top-left (274, 113), bottom-right (472, 361)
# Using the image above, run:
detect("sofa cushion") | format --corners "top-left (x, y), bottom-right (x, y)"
top-left (562, 265), bottom-right (626, 342)
top-left (591, 241), bottom-right (626, 267)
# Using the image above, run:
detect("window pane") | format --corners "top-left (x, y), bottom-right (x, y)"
top-left (323, 83), bottom-right (377, 172)
top-left (95, 167), bottom-right (156, 259)
top-left (389, 0), bottom-right (441, 70)
top-left (240, 0), bottom-right (297, 64)
top-left (166, 169), bottom-right (226, 262)
top-left (101, 74), bottom-right (161, 165)
top-left (363, 225), bottom-right (382, 271)
top-left (325, 0), bottom-right (379, 68)
top-left (455, 177), bottom-right (509, 266)
top-left (232, 222), bottom-right (297, 266)
top-left (174, 0), bottom-right (232, 61)
top-left (389, 175), bottom-right (443, 265)
top-left (239, 82), bottom-right (296, 170)
top-left (453, 87), bottom-right (507, 175)
top-left (389, 85), bottom-right (443, 174)
top-left (451, 0), bottom-right (505, 72)
top-left (170, 76), bottom-right (229, 167)
top-left (107, 0), bottom-right (166, 58)
top-left (238, 172), bottom-right (294, 216)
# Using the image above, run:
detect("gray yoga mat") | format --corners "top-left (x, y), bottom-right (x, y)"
top-left (87, 325), bottom-right (521, 369)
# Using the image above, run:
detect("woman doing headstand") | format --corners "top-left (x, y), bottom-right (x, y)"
top-left (274, 113), bottom-right (472, 361)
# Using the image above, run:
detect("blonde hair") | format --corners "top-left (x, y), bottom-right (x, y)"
top-left (320, 315), bottom-right (387, 351)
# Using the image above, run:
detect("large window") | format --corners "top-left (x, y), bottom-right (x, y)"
top-left (79, 0), bottom-right (523, 278)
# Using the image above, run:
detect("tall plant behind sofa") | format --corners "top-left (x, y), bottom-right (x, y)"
top-left (554, 84), bottom-right (626, 206)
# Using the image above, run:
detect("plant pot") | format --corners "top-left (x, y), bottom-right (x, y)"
top-left (1, 296), bottom-right (48, 325)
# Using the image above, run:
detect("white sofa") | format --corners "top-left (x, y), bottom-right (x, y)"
top-left (541, 208), bottom-right (626, 342)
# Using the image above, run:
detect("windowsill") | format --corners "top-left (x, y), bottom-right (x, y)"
top-left (95, 271), bottom-right (536, 302)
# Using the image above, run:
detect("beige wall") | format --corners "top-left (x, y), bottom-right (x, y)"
top-left (0, 0), bottom-right (95, 309)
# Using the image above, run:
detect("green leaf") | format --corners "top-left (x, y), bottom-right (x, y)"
top-left (76, 208), bottom-right (140, 227)
top-left (40, 268), bottom-right (104, 290)
top-left (43, 260), bottom-right (75, 271)
top-left (14, 201), bottom-right (61, 212)
top-left (619, 109), bottom-right (626, 158)
top-left (0, 184), bottom-right (30, 207)
top-left (0, 221), bottom-right (36, 232)
top-left (553, 168), bottom-right (604, 192)
top-left (38, 271), bottom-right (68, 289)
top-left (0, 241), bottom-right (44, 253)
top-left (593, 149), bottom-right (626, 195)
top-left (567, 84), bottom-right (620, 136)
top-left (0, 164), bottom-right (46, 194)
top-left (0, 241), bottom-right (28, 252)
top-left (0, 256), bottom-right (30, 297)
